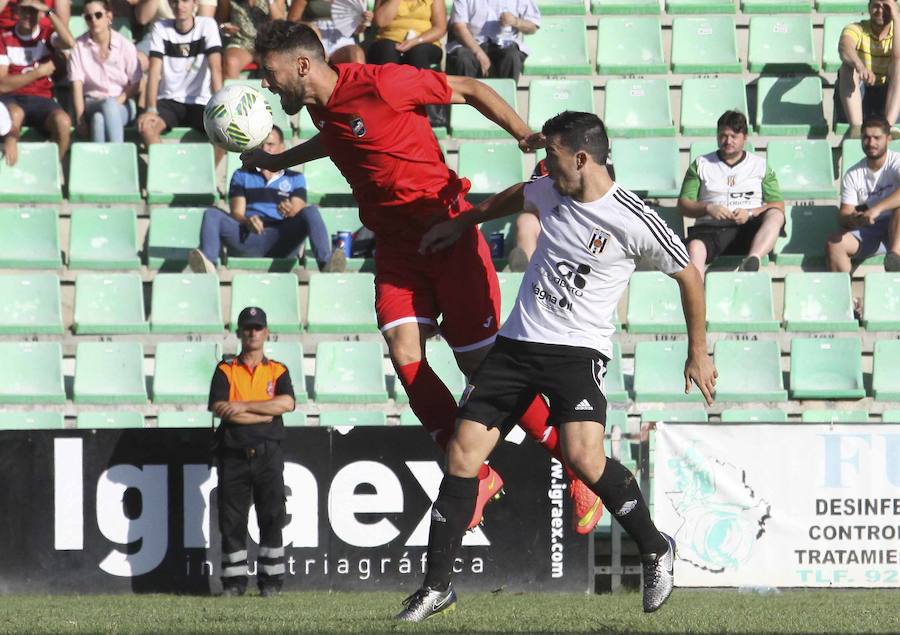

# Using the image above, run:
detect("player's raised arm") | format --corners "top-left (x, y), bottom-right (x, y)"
top-left (670, 265), bottom-right (717, 405)
top-left (446, 76), bottom-right (544, 152)
top-left (240, 133), bottom-right (327, 171)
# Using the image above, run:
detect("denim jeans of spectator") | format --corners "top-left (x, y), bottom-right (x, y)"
top-left (84, 97), bottom-right (136, 143)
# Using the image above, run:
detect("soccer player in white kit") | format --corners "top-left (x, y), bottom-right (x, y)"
top-left (396, 112), bottom-right (718, 621)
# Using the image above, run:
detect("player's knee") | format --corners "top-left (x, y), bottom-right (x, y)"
top-left (445, 434), bottom-right (483, 477)
top-left (384, 331), bottom-right (424, 367)
top-left (563, 445), bottom-right (607, 483)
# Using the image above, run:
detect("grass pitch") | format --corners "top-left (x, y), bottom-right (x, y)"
top-left (0, 590), bottom-right (895, 634)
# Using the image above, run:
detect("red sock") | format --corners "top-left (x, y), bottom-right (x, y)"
top-left (396, 360), bottom-right (457, 450)
top-left (518, 395), bottom-right (577, 480)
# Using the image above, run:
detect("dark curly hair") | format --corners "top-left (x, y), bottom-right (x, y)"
top-left (541, 111), bottom-right (609, 166)
top-left (255, 20), bottom-right (326, 61)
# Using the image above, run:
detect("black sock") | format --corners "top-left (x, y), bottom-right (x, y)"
top-left (423, 474), bottom-right (478, 591)
top-left (591, 458), bottom-right (667, 555)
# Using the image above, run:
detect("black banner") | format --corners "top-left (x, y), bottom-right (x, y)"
top-left (0, 428), bottom-right (589, 594)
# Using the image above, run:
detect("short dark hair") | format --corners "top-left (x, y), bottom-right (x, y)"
top-left (84, 0), bottom-right (112, 11)
top-left (862, 114), bottom-right (891, 135)
top-left (541, 111), bottom-right (609, 165)
top-left (255, 20), bottom-right (326, 61)
top-left (716, 110), bottom-right (748, 135)
top-left (270, 124), bottom-right (284, 142)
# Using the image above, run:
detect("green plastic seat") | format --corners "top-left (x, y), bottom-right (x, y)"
top-left (224, 78), bottom-right (292, 134)
top-left (783, 272), bottom-right (856, 332)
top-left (0, 207), bottom-right (61, 268)
top-left (314, 341), bottom-right (388, 403)
top-left (303, 157), bottom-right (354, 205)
top-left (73, 341), bottom-right (148, 404)
top-left (396, 339), bottom-right (465, 404)
top-left (457, 142), bottom-right (524, 201)
top-left (0, 342), bottom-right (64, 404)
top-left (680, 78), bottom-right (748, 136)
top-left (721, 408), bottom-right (788, 423)
top-left (591, 0), bottom-right (659, 13)
top-left (801, 409), bottom-right (869, 423)
top-left (774, 205), bottom-right (837, 265)
top-left (229, 273), bottom-right (301, 332)
top-left (522, 17), bottom-right (591, 75)
top-left (748, 17), bottom-right (817, 73)
top-left (743, 0), bottom-right (812, 12)
top-left (451, 79), bottom-right (517, 138)
top-left (766, 140), bottom-right (835, 198)
top-left (73, 273), bottom-right (147, 334)
top-left (595, 17), bottom-right (666, 75)
top-left (76, 412), bottom-right (144, 429)
top-left (497, 272), bottom-right (524, 324)
top-left (399, 408), bottom-right (420, 426)
top-left (634, 341), bottom-right (704, 403)
top-left (817, 1), bottom-right (867, 13)
top-left (605, 79), bottom-right (675, 138)
top-left (667, 0), bottom-right (736, 12)
top-left (605, 341), bottom-right (628, 403)
top-left (641, 409), bottom-right (709, 422)
top-left (790, 337), bottom-right (865, 399)
top-left (0, 143), bottom-right (62, 202)
top-left (157, 411), bottom-right (214, 428)
top-left (705, 272), bottom-right (779, 332)
top-left (610, 138), bottom-right (681, 197)
top-left (68, 143), bottom-right (141, 203)
top-left (883, 410), bottom-right (900, 423)
top-left (68, 207), bottom-right (140, 269)
top-left (317, 207), bottom-right (367, 271)
top-left (263, 341), bottom-right (308, 404)
top-left (863, 272), bottom-right (900, 330)
top-left (671, 17), bottom-right (741, 74)
top-left (153, 342), bottom-right (221, 404)
top-left (0, 411), bottom-right (64, 430)
top-left (626, 272), bottom-right (685, 334)
top-left (714, 340), bottom-right (787, 401)
top-left (655, 206), bottom-right (685, 238)
top-left (0, 273), bottom-right (63, 334)
top-left (756, 77), bottom-right (827, 136)
top-left (306, 273), bottom-right (377, 333)
top-left (150, 273), bottom-right (222, 333)
top-left (320, 411), bottom-right (388, 427)
top-left (146, 144), bottom-right (217, 205)
top-left (283, 411), bottom-right (308, 427)
top-left (146, 207), bottom-right (205, 270)
top-left (528, 80), bottom-right (594, 131)
top-left (823, 15), bottom-right (867, 71)
top-left (537, 0), bottom-right (586, 14)
top-left (873, 339), bottom-right (900, 401)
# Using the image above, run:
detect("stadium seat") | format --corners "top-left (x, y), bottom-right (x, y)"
top-left (873, 339), bottom-right (900, 401)
top-left (626, 272), bottom-right (685, 334)
top-left (882, 410), bottom-right (900, 423)
top-left (714, 340), bottom-right (787, 402)
top-left (229, 273), bottom-right (302, 332)
top-left (73, 273), bottom-right (148, 334)
top-left (655, 206), bottom-right (685, 238)
top-left (320, 411), bottom-right (388, 427)
top-left (789, 337), bottom-right (865, 399)
top-left (306, 273), bottom-right (377, 333)
top-left (317, 207), bottom-right (368, 272)
top-left (610, 138), bottom-right (681, 197)
top-left (522, 17), bottom-right (591, 75)
top-left (146, 144), bottom-right (217, 205)
top-left (458, 142), bottom-right (524, 200)
top-left (399, 408), bottom-right (420, 426)
top-left (150, 273), bottom-right (222, 333)
top-left (157, 411), bottom-right (214, 428)
top-left (396, 339), bottom-right (466, 404)
top-left (774, 205), bottom-right (837, 265)
top-left (822, 14), bottom-right (866, 71)
top-left (0, 342), bottom-right (64, 404)
top-left (766, 141), bottom-right (836, 198)
top-left (800, 409), bottom-right (869, 423)
top-left (0, 143), bottom-right (62, 203)
top-left (641, 409), bottom-right (709, 422)
top-left (313, 341), bottom-right (388, 403)
top-left (720, 408), bottom-right (788, 423)
top-left (666, 0), bottom-right (736, 12)
top-left (742, 0), bottom-right (812, 12)
top-left (0, 274), bottom-right (63, 334)
top-left (0, 411), bottom-right (64, 430)
top-left (755, 77), bottom-right (828, 137)
top-left (817, 0), bottom-right (867, 11)
top-left (528, 80), bottom-right (595, 131)
top-left (153, 342), bottom-right (221, 404)
top-left (633, 341), bottom-right (704, 402)
top-left (747, 16), bottom-right (817, 73)
top-left (604, 79), bottom-right (675, 138)
top-left (76, 412), bottom-right (144, 429)
top-left (605, 341), bottom-right (628, 403)
top-left (671, 17), bottom-right (741, 74)
top-left (680, 78), bottom-right (749, 136)
top-left (595, 17), bottom-right (666, 75)
top-left (68, 207), bottom-right (140, 269)
top-left (591, 0), bottom-right (659, 13)
top-left (263, 340), bottom-right (308, 403)
top-left (863, 272), bottom-right (900, 330)
top-left (283, 411), bottom-right (308, 427)
top-left (74, 342), bottom-right (147, 404)
top-left (146, 207), bottom-right (205, 270)
top-left (497, 272), bottom-right (524, 323)
top-left (451, 79), bottom-right (517, 138)
top-left (0, 207), bottom-right (61, 269)
top-left (783, 272), bottom-right (856, 332)
top-left (224, 78), bottom-right (292, 134)
top-left (303, 157), bottom-right (354, 205)
top-left (705, 272), bottom-right (779, 332)
top-left (537, 0), bottom-right (586, 14)
top-left (68, 143), bottom-right (141, 203)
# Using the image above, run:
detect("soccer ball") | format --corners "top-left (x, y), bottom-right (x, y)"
top-left (203, 85), bottom-right (274, 153)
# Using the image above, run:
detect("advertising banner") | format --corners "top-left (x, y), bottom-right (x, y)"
top-left (654, 423), bottom-right (899, 588)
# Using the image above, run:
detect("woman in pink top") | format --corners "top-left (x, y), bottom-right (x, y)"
top-left (68, 0), bottom-right (141, 142)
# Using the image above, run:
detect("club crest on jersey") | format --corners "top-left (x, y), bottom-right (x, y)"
top-left (349, 114), bottom-right (366, 137)
top-left (727, 175), bottom-right (736, 187)
top-left (587, 228), bottom-right (610, 255)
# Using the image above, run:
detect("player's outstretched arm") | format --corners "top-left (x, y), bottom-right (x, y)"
top-left (671, 265), bottom-right (717, 406)
top-left (240, 134), bottom-right (327, 171)
top-left (446, 76), bottom-right (544, 152)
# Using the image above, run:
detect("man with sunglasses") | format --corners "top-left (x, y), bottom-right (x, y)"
top-left (208, 306), bottom-right (296, 598)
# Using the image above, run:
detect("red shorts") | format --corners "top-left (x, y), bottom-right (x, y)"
top-left (375, 226), bottom-right (501, 352)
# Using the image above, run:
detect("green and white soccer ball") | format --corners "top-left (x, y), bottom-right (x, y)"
top-left (203, 85), bottom-right (274, 153)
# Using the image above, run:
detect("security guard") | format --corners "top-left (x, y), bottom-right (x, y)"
top-left (208, 306), bottom-right (295, 597)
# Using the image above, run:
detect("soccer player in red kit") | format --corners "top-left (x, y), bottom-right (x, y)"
top-left (242, 20), bottom-right (602, 533)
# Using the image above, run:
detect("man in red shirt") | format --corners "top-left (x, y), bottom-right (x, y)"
top-left (243, 21), bottom-right (603, 534)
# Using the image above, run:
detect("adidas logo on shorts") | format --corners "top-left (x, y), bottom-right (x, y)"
top-left (575, 399), bottom-right (593, 411)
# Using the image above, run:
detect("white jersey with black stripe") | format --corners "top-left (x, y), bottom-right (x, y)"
top-left (499, 177), bottom-right (689, 358)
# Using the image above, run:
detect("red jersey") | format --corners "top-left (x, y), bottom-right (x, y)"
top-left (0, 0), bottom-right (56, 35)
top-left (0, 23), bottom-right (56, 98)
top-left (307, 63), bottom-right (470, 244)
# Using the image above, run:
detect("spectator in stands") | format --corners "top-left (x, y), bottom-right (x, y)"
top-left (287, 0), bottom-right (370, 64)
top-left (0, 0), bottom-right (70, 32)
top-left (217, 0), bottom-right (285, 79)
top-left (136, 0), bottom-right (222, 146)
top-left (68, 0), bottom-right (141, 143)
top-left (445, 0), bottom-right (539, 82)
top-left (0, 0), bottom-right (74, 161)
top-left (189, 125), bottom-right (344, 273)
top-left (0, 101), bottom-right (17, 165)
top-left (677, 110), bottom-right (785, 279)
top-left (826, 115), bottom-right (900, 272)
top-left (838, 0), bottom-right (900, 137)
top-left (366, 0), bottom-right (446, 69)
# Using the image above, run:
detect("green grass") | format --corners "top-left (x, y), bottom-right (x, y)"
top-left (0, 590), bottom-right (896, 634)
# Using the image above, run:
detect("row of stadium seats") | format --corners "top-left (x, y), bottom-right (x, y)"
top-left (562, 0), bottom-right (866, 14)
top-left (1, 271), bottom-right (896, 334)
top-left (0, 337), bottom-right (895, 404)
